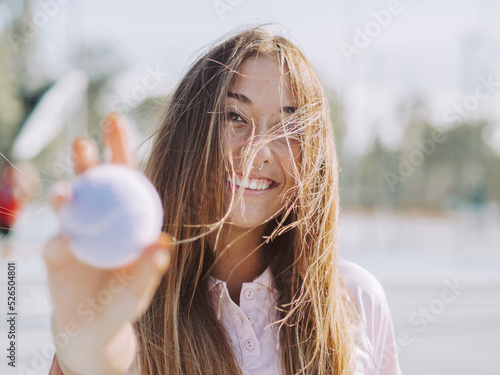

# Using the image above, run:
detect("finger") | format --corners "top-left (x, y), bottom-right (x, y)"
top-left (48, 181), bottom-right (72, 213)
top-left (103, 112), bottom-right (137, 168)
top-left (72, 137), bottom-right (100, 176)
top-left (125, 234), bottom-right (173, 320)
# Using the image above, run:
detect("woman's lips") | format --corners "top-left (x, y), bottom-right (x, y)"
top-left (225, 178), bottom-right (278, 196)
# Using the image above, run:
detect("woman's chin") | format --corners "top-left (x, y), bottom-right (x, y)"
top-left (224, 207), bottom-right (283, 231)
top-left (224, 211), bottom-right (271, 230)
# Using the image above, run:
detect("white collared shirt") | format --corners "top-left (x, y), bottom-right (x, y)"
top-left (207, 260), bottom-right (403, 375)
top-left (113, 260), bottom-right (402, 375)
top-left (208, 263), bottom-right (282, 374)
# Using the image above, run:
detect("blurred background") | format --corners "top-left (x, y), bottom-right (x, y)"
top-left (0, 0), bottom-right (499, 374)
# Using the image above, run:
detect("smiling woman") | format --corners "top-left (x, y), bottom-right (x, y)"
top-left (46, 25), bottom-right (401, 375)
top-left (223, 56), bottom-right (299, 225)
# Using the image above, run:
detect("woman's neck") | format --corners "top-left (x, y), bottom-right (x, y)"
top-left (209, 223), bottom-right (272, 304)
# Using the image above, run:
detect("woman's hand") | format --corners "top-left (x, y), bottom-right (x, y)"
top-left (43, 113), bottom-right (172, 375)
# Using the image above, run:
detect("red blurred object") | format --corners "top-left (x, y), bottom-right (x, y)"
top-left (0, 167), bottom-right (21, 234)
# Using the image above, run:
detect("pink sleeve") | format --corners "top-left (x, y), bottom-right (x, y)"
top-left (48, 355), bottom-right (65, 375)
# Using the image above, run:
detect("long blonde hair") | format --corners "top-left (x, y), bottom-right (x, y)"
top-left (135, 25), bottom-right (359, 374)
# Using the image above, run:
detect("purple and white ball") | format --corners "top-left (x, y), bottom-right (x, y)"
top-left (60, 164), bottom-right (164, 269)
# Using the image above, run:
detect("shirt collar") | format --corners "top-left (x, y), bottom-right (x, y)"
top-left (207, 266), bottom-right (279, 294)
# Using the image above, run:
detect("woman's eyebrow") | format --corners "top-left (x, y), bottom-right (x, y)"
top-left (227, 91), bottom-right (252, 104)
top-left (228, 91), bottom-right (296, 112)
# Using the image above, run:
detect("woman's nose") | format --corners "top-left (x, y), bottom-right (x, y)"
top-left (243, 121), bottom-right (275, 163)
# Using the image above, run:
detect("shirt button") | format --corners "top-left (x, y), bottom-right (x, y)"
top-left (244, 288), bottom-right (255, 300)
top-left (247, 316), bottom-right (255, 325)
top-left (244, 339), bottom-right (255, 351)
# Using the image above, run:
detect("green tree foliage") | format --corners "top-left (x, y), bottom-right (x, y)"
top-left (353, 98), bottom-right (500, 209)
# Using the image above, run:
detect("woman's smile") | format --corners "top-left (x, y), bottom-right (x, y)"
top-left (225, 173), bottom-right (279, 195)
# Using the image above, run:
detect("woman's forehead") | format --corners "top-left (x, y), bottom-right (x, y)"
top-left (228, 55), bottom-right (294, 104)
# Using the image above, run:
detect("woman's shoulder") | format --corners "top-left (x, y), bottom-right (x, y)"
top-left (339, 259), bottom-right (387, 303)
top-left (339, 259), bottom-right (394, 327)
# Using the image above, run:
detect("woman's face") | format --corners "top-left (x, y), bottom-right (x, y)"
top-left (223, 54), bottom-right (301, 230)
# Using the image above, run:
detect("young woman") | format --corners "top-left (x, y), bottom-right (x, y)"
top-left (46, 26), bottom-right (401, 375)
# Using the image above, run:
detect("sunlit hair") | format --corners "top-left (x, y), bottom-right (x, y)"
top-left (135, 25), bottom-right (360, 374)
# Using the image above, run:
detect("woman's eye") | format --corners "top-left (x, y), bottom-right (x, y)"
top-left (279, 121), bottom-right (300, 135)
top-left (226, 111), bottom-right (245, 123)
top-left (286, 122), bottom-right (300, 133)
top-left (273, 121), bottom-right (302, 144)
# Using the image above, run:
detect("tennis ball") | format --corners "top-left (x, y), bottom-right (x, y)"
top-left (60, 164), bottom-right (164, 269)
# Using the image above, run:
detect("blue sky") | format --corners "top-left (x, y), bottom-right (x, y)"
top-left (31, 0), bottom-right (500, 153)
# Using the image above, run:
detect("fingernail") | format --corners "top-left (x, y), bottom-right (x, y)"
top-left (103, 119), bottom-right (115, 132)
top-left (73, 138), bottom-right (90, 156)
top-left (104, 112), bottom-right (121, 131)
top-left (158, 232), bottom-right (173, 248)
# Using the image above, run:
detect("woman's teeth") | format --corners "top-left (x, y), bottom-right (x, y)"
top-left (226, 175), bottom-right (273, 190)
